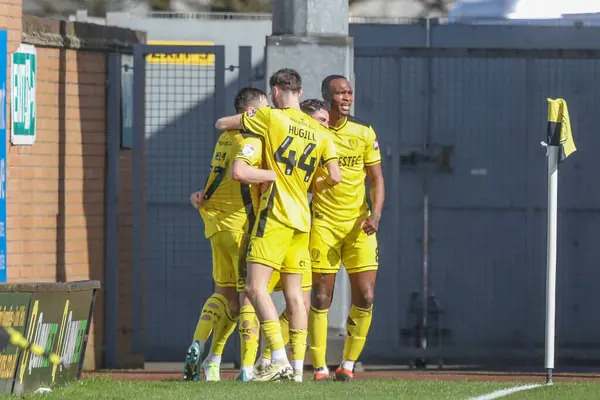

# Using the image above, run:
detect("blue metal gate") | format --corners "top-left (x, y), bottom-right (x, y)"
top-left (354, 45), bottom-right (600, 365)
top-left (132, 44), bottom-right (228, 361)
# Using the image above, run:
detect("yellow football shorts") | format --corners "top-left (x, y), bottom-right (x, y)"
top-left (268, 269), bottom-right (312, 292)
top-left (210, 230), bottom-right (247, 288)
top-left (310, 217), bottom-right (378, 275)
top-left (246, 216), bottom-right (311, 283)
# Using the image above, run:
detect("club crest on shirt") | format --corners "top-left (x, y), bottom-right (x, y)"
top-left (246, 109), bottom-right (257, 117)
top-left (373, 140), bottom-right (380, 150)
top-left (242, 144), bottom-right (255, 157)
top-left (311, 249), bottom-right (320, 261)
top-left (349, 138), bottom-right (358, 149)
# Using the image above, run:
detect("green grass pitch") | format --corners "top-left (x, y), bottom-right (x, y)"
top-left (0, 377), bottom-right (599, 399)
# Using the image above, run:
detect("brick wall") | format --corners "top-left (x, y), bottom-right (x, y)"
top-left (1, 0), bottom-right (22, 54)
top-left (1, 10), bottom-right (145, 369)
top-left (9, 46), bottom-right (107, 368)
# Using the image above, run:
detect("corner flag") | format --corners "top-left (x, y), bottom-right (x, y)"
top-left (543, 98), bottom-right (576, 386)
top-left (547, 98), bottom-right (576, 163)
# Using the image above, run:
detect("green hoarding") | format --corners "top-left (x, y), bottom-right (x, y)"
top-left (0, 281), bottom-right (99, 395)
top-left (0, 293), bottom-right (31, 394)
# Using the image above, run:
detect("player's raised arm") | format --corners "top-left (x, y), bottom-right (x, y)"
top-left (215, 114), bottom-right (243, 131)
top-left (363, 126), bottom-right (385, 235)
top-left (231, 134), bottom-right (275, 184)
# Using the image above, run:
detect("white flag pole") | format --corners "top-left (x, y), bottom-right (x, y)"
top-left (544, 144), bottom-right (559, 385)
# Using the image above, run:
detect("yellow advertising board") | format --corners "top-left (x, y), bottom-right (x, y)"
top-left (146, 41), bottom-right (215, 66)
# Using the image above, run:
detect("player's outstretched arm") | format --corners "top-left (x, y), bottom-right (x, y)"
top-left (361, 163), bottom-right (385, 235)
top-left (231, 160), bottom-right (276, 184)
top-left (215, 114), bottom-right (243, 131)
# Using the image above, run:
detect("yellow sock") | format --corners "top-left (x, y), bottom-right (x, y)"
top-left (308, 306), bottom-right (329, 369)
top-left (210, 302), bottom-right (238, 355)
top-left (262, 310), bottom-right (290, 360)
top-left (343, 305), bottom-right (373, 361)
top-left (261, 320), bottom-right (285, 360)
top-left (289, 328), bottom-right (307, 371)
top-left (193, 293), bottom-right (227, 342)
top-left (239, 306), bottom-right (260, 368)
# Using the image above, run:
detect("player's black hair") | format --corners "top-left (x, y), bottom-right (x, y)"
top-left (269, 68), bottom-right (302, 92)
top-left (321, 74), bottom-right (348, 102)
top-left (300, 99), bottom-right (330, 116)
top-left (234, 87), bottom-right (267, 113)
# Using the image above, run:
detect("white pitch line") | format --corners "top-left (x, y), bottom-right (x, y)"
top-left (468, 384), bottom-right (543, 400)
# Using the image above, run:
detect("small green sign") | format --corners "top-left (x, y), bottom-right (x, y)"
top-left (11, 44), bottom-right (36, 146)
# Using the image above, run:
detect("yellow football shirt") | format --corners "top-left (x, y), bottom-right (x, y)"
top-left (237, 106), bottom-right (337, 233)
top-left (311, 116), bottom-right (382, 223)
top-left (199, 130), bottom-right (262, 238)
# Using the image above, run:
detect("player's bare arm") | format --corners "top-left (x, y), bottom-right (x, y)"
top-left (361, 163), bottom-right (385, 235)
top-left (324, 159), bottom-right (342, 185)
top-left (312, 160), bottom-right (341, 193)
top-left (215, 114), bottom-right (243, 131)
top-left (231, 160), bottom-right (276, 185)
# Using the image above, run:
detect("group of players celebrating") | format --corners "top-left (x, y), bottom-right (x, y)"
top-left (185, 68), bottom-right (385, 382)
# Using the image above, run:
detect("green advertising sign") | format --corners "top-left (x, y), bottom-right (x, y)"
top-left (12, 291), bottom-right (93, 394)
top-left (11, 43), bottom-right (36, 146)
top-left (0, 293), bottom-right (31, 394)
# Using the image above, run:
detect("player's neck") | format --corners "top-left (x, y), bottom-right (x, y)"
top-left (278, 98), bottom-right (300, 109)
top-left (329, 111), bottom-right (346, 129)
top-left (278, 92), bottom-right (300, 109)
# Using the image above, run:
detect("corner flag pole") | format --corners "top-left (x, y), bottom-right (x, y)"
top-left (543, 98), bottom-right (576, 386)
top-left (543, 143), bottom-right (559, 385)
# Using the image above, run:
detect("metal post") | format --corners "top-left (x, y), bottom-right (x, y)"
top-left (238, 46), bottom-right (253, 89)
top-left (103, 53), bottom-right (121, 368)
top-left (131, 45), bottom-right (146, 356)
top-left (544, 146), bottom-right (559, 385)
top-left (420, 32), bottom-right (434, 357)
top-left (214, 46), bottom-right (226, 142)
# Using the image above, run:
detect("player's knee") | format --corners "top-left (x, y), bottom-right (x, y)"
top-left (356, 285), bottom-right (375, 308)
top-left (244, 283), bottom-right (262, 303)
top-left (229, 298), bottom-right (241, 317)
top-left (285, 293), bottom-right (305, 313)
top-left (312, 291), bottom-right (333, 310)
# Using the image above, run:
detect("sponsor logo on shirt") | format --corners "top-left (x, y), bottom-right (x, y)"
top-left (242, 144), bottom-right (255, 157)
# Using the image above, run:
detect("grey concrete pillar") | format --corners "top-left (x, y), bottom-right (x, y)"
top-left (266, 0), bottom-right (354, 367)
top-left (265, 0), bottom-right (354, 101)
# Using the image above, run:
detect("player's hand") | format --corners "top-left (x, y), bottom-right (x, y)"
top-left (259, 170), bottom-right (277, 194)
top-left (313, 176), bottom-right (331, 194)
top-left (360, 212), bottom-right (380, 235)
top-left (190, 191), bottom-right (203, 209)
top-left (259, 182), bottom-right (272, 194)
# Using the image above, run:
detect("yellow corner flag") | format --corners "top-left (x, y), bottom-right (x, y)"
top-left (547, 98), bottom-right (576, 163)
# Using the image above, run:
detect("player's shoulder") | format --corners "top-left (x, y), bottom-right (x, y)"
top-left (315, 124), bottom-right (334, 140)
top-left (239, 129), bottom-right (262, 140)
top-left (345, 115), bottom-right (377, 143)
top-left (218, 130), bottom-right (238, 143)
top-left (246, 106), bottom-right (272, 119)
top-left (346, 115), bottom-right (373, 130)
